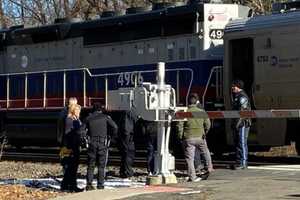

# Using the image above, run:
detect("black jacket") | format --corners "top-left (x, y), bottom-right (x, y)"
top-left (232, 90), bottom-right (251, 128)
top-left (232, 90), bottom-right (251, 111)
top-left (85, 111), bottom-right (118, 139)
top-left (64, 117), bottom-right (82, 150)
top-left (57, 107), bottom-right (68, 145)
top-left (118, 110), bottom-right (138, 135)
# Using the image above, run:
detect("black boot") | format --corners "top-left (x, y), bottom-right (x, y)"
top-left (86, 184), bottom-right (96, 191)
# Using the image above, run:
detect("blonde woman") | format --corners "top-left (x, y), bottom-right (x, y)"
top-left (58, 97), bottom-right (78, 145)
top-left (61, 104), bottom-right (83, 192)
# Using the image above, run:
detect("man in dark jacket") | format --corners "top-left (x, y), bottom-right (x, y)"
top-left (85, 103), bottom-right (118, 190)
top-left (118, 110), bottom-right (138, 178)
top-left (231, 80), bottom-right (251, 170)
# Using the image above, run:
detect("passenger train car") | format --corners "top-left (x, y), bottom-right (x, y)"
top-left (224, 0), bottom-right (300, 154)
top-left (0, 1), bottom-right (251, 149)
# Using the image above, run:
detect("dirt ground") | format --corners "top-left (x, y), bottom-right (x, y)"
top-left (0, 143), bottom-right (298, 200)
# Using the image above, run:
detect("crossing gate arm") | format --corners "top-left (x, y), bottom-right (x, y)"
top-left (175, 110), bottom-right (300, 119)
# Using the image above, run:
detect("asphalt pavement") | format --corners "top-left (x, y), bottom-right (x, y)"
top-left (52, 165), bottom-right (300, 200)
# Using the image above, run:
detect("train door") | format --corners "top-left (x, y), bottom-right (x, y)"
top-left (228, 37), bottom-right (287, 148)
top-left (229, 38), bottom-right (254, 99)
top-left (225, 38), bottom-right (254, 146)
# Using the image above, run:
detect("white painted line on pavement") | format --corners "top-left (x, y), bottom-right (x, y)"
top-left (180, 190), bottom-right (202, 195)
top-left (249, 165), bottom-right (300, 171)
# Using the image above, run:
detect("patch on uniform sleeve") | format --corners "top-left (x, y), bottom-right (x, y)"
top-left (240, 96), bottom-right (248, 105)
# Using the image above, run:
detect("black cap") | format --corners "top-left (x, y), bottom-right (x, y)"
top-left (232, 79), bottom-right (244, 89)
top-left (93, 102), bottom-right (104, 112)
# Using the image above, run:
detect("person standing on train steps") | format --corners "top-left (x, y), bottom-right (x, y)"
top-left (60, 104), bottom-right (83, 192)
top-left (231, 80), bottom-right (251, 170)
top-left (177, 93), bottom-right (211, 182)
top-left (85, 103), bottom-right (118, 191)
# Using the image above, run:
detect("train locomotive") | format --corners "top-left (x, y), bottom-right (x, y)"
top-left (0, 1), bottom-right (250, 150)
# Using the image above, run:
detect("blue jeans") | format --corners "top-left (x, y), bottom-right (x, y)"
top-left (234, 126), bottom-right (250, 167)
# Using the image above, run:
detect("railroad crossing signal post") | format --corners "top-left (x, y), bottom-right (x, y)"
top-left (149, 62), bottom-right (177, 185)
top-left (107, 62), bottom-right (177, 184)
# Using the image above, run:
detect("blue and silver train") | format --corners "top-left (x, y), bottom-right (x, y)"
top-left (0, 1), bottom-right (250, 148)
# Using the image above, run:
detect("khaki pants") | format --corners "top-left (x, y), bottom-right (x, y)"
top-left (183, 137), bottom-right (210, 180)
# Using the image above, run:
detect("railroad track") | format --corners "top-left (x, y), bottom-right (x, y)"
top-left (1, 151), bottom-right (187, 169)
top-left (2, 149), bottom-right (300, 170)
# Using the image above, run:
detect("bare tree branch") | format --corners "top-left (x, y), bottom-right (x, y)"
top-left (6, 0), bottom-right (45, 24)
top-left (0, 0), bottom-right (7, 28)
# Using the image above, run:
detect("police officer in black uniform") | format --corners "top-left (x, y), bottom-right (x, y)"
top-left (85, 103), bottom-right (118, 190)
top-left (231, 80), bottom-right (251, 169)
top-left (118, 110), bottom-right (138, 178)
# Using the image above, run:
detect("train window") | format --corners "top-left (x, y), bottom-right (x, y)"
top-left (190, 46), bottom-right (196, 59)
top-left (179, 47), bottom-right (185, 60)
